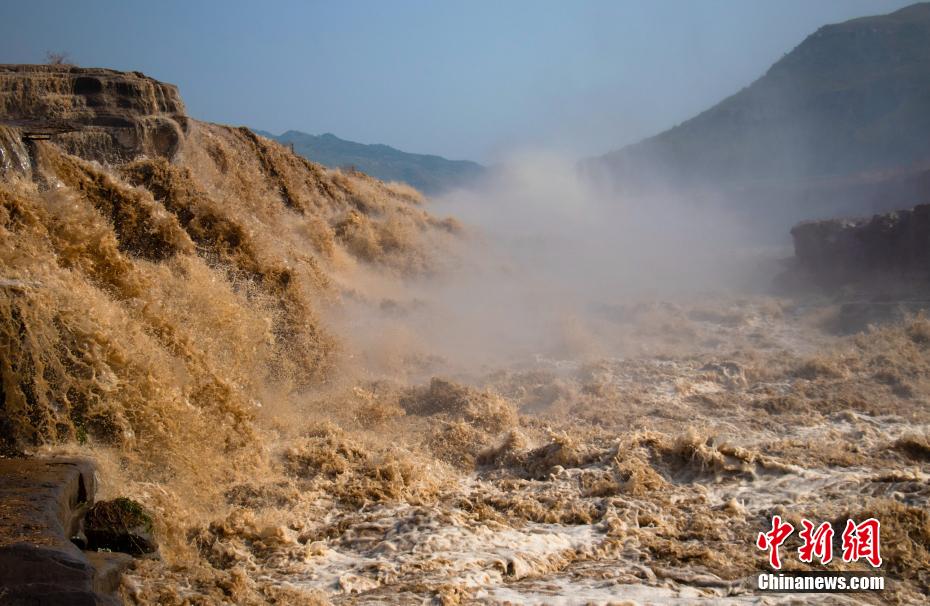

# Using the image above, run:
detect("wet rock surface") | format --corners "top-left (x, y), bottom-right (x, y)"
top-left (0, 457), bottom-right (135, 605)
top-left (0, 64), bottom-right (188, 163)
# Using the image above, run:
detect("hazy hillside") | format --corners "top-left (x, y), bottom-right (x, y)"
top-left (586, 3), bottom-right (930, 192)
top-left (257, 130), bottom-right (485, 195)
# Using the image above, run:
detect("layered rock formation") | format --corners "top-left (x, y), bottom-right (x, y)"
top-left (0, 65), bottom-right (188, 163)
top-left (789, 204), bottom-right (930, 287)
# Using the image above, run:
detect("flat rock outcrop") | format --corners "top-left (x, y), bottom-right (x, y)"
top-left (0, 64), bottom-right (188, 163)
top-left (0, 457), bottom-right (130, 605)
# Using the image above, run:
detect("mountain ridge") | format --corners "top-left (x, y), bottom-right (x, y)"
top-left (584, 2), bottom-right (930, 199)
top-left (257, 129), bottom-right (485, 195)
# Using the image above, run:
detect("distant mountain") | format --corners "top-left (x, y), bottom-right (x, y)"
top-left (256, 130), bottom-right (485, 195)
top-left (584, 2), bottom-right (930, 216)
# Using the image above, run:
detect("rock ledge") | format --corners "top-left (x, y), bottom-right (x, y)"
top-left (0, 457), bottom-right (132, 605)
top-left (0, 64), bottom-right (188, 163)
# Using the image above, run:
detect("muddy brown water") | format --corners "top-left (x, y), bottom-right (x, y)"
top-left (109, 298), bottom-right (930, 605)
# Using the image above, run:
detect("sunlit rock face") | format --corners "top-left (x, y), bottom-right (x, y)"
top-left (0, 64), bottom-right (189, 163)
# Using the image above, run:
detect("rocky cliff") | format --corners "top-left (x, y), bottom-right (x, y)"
top-left (789, 204), bottom-right (930, 287)
top-left (0, 65), bottom-right (188, 163)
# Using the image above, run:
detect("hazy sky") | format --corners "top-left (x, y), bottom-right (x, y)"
top-left (0, 0), bottom-right (917, 162)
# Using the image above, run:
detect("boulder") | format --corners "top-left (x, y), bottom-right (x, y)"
top-left (84, 498), bottom-right (157, 556)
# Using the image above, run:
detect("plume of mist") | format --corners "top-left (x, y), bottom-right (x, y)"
top-left (332, 149), bottom-right (786, 377)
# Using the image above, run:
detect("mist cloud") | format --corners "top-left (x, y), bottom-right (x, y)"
top-left (334, 149), bottom-right (781, 377)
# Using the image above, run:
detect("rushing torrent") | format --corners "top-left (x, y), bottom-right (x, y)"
top-left (1, 66), bottom-right (929, 605)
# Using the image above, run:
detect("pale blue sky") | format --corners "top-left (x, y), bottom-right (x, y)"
top-left (0, 1), bottom-right (917, 161)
